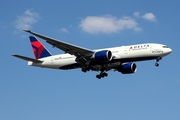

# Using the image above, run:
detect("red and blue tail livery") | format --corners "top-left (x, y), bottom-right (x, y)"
top-left (29, 36), bottom-right (52, 59)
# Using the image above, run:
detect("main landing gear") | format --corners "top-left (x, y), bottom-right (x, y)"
top-left (96, 72), bottom-right (108, 79)
top-left (96, 68), bottom-right (108, 79)
top-left (81, 67), bottom-right (90, 73)
top-left (155, 57), bottom-right (162, 67)
top-left (82, 65), bottom-right (108, 79)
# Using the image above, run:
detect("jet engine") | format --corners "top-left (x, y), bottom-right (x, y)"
top-left (117, 62), bottom-right (137, 74)
top-left (92, 50), bottom-right (112, 62)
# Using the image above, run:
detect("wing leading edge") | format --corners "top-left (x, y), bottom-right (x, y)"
top-left (23, 30), bottom-right (94, 57)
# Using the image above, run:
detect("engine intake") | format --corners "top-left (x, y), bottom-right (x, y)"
top-left (92, 50), bottom-right (112, 62)
top-left (118, 62), bottom-right (137, 74)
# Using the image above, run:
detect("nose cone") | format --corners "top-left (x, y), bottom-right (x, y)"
top-left (168, 48), bottom-right (172, 54)
top-left (164, 48), bottom-right (172, 56)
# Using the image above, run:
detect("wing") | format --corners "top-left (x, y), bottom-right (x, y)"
top-left (23, 30), bottom-right (94, 57)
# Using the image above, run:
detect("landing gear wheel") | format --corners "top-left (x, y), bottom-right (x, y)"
top-left (96, 75), bottom-right (101, 79)
top-left (155, 63), bottom-right (159, 67)
top-left (96, 73), bottom-right (108, 79)
top-left (102, 73), bottom-right (108, 77)
top-left (81, 68), bottom-right (87, 73)
top-left (82, 66), bottom-right (91, 73)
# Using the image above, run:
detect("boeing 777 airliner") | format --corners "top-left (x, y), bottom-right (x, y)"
top-left (13, 30), bottom-right (172, 79)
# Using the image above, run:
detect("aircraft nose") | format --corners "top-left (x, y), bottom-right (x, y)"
top-left (168, 48), bottom-right (172, 53)
top-left (165, 48), bottom-right (172, 55)
top-left (162, 47), bottom-right (172, 56)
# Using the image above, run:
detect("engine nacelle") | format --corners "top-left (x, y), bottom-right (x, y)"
top-left (92, 50), bottom-right (112, 62)
top-left (118, 62), bottom-right (137, 74)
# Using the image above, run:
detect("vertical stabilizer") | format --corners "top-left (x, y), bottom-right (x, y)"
top-left (29, 36), bottom-right (52, 59)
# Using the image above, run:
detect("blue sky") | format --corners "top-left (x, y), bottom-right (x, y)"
top-left (1, 0), bottom-right (180, 120)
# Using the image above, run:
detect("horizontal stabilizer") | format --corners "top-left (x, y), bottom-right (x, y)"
top-left (12, 54), bottom-right (43, 63)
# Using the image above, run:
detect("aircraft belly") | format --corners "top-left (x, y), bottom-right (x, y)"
top-left (55, 58), bottom-right (78, 70)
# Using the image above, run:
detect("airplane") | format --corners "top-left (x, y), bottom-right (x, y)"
top-left (12, 30), bottom-right (172, 79)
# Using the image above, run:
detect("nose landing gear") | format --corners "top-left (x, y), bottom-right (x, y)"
top-left (155, 57), bottom-right (162, 67)
top-left (155, 63), bottom-right (159, 67)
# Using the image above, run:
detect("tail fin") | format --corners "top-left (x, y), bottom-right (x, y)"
top-left (29, 36), bottom-right (52, 59)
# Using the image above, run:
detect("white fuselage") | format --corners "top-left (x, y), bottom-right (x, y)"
top-left (28, 43), bottom-right (172, 70)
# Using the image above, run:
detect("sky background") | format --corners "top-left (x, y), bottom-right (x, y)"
top-left (1, 0), bottom-right (180, 120)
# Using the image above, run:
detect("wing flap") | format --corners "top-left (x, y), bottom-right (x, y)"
top-left (12, 54), bottom-right (43, 63)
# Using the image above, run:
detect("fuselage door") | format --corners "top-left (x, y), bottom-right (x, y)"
top-left (51, 57), bottom-right (54, 64)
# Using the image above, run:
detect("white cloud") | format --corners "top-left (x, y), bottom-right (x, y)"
top-left (14, 9), bottom-right (39, 30)
top-left (134, 12), bottom-right (140, 17)
top-left (60, 28), bottom-right (69, 33)
top-left (142, 13), bottom-right (156, 22)
top-left (79, 15), bottom-right (141, 34)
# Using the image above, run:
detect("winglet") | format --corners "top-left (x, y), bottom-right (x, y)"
top-left (23, 29), bottom-right (31, 33)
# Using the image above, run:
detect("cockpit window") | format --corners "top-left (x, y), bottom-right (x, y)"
top-left (162, 46), bottom-right (168, 48)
